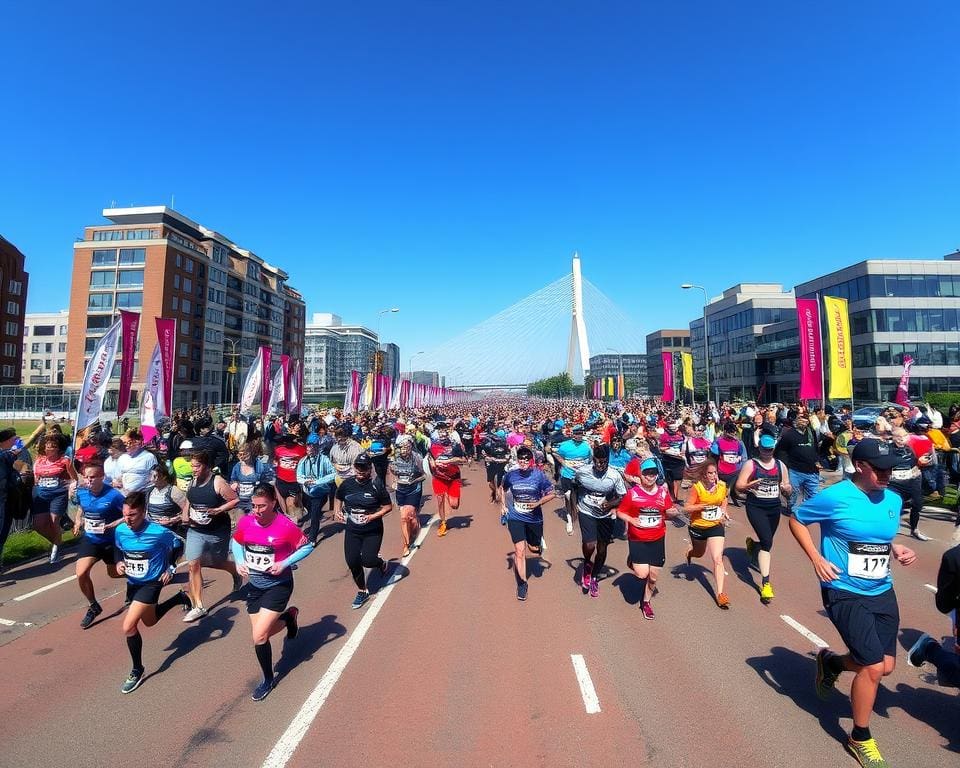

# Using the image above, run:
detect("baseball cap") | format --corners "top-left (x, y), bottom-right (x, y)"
top-left (571, 425), bottom-right (584, 434)
top-left (0, 428), bottom-right (16, 443)
top-left (850, 440), bottom-right (900, 469)
top-left (759, 434), bottom-right (776, 449)
top-left (353, 453), bottom-right (373, 468)
top-left (640, 457), bottom-right (659, 473)
top-left (306, 433), bottom-right (320, 445)
top-left (179, 440), bottom-right (194, 451)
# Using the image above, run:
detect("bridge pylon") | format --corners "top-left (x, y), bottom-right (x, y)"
top-left (566, 252), bottom-right (591, 381)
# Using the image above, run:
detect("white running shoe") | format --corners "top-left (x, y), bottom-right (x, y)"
top-left (565, 518), bottom-right (573, 535)
top-left (49, 545), bottom-right (60, 564)
top-left (182, 606), bottom-right (208, 622)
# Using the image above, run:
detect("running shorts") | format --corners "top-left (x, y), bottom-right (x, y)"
top-left (126, 580), bottom-right (163, 605)
top-left (432, 477), bottom-right (461, 499)
top-left (508, 519), bottom-right (543, 549)
top-left (76, 537), bottom-right (116, 564)
top-left (246, 580), bottom-right (294, 614)
top-left (688, 524), bottom-right (725, 541)
top-left (628, 538), bottom-right (666, 568)
top-left (821, 586), bottom-right (899, 666)
top-left (275, 478), bottom-right (301, 500)
top-left (578, 514), bottom-right (614, 544)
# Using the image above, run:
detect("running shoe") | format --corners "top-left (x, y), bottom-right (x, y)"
top-left (565, 518), bottom-right (574, 535)
top-left (581, 562), bottom-right (593, 591)
top-left (589, 578), bottom-right (599, 599)
top-left (182, 606), bottom-right (208, 622)
top-left (232, 572), bottom-right (244, 593)
top-left (120, 668), bottom-right (144, 694)
top-left (759, 582), bottom-right (775, 603)
top-left (910, 529), bottom-right (931, 541)
top-left (907, 633), bottom-right (936, 668)
top-left (251, 677), bottom-right (275, 702)
top-left (540, 535), bottom-right (547, 551)
top-left (715, 592), bottom-right (730, 609)
top-left (500, 511), bottom-right (507, 526)
top-left (351, 591), bottom-right (369, 610)
top-left (80, 602), bottom-right (103, 629)
top-left (845, 737), bottom-right (888, 767)
top-left (815, 648), bottom-right (840, 700)
top-left (745, 537), bottom-right (758, 567)
top-left (640, 601), bottom-right (655, 620)
top-left (285, 607), bottom-right (300, 640)
top-left (49, 545), bottom-right (60, 564)
top-left (401, 547), bottom-right (411, 558)
top-left (517, 581), bottom-right (528, 601)
top-left (437, 521), bottom-right (447, 537)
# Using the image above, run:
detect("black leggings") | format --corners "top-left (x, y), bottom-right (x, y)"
top-left (745, 502), bottom-right (782, 552)
top-left (343, 522), bottom-right (385, 590)
top-left (890, 478), bottom-right (923, 532)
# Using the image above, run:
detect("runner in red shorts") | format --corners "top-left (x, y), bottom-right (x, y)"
top-left (428, 422), bottom-right (465, 537)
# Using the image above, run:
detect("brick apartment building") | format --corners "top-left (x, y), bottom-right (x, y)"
top-left (0, 234), bottom-right (30, 384)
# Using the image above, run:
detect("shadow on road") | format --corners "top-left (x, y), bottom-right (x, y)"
top-left (315, 520), bottom-right (345, 544)
top-left (444, 514), bottom-right (473, 531)
top-left (611, 572), bottom-right (645, 606)
top-left (726, 545), bottom-right (759, 593)
top-left (149, 605), bottom-right (240, 680)
top-left (274, 613), bottom-right (348, 684)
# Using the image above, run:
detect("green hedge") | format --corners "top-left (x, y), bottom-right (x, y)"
top-left (925, 392), bottom-right (960, 414)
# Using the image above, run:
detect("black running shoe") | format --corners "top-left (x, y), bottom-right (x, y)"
top-left (80, 603), bottom-right (103, 629)
top-left (251, 677), bottom-right (275, 702)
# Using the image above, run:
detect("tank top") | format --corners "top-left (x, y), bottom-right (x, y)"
top-left (147, 484), bottom-right (181, 522)
top-left (186, 474), bottom-right (229, 532)
top-left (746, 459), bottom-right (782, 509)
top-left (690, 480), bottom-right (727, 528)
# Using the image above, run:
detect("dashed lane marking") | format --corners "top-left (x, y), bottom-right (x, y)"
top-left (13, 575), bottom-right (77, 602)
top-left (780, 614), bottom-right (829, 649)
top-left (570, 654), bottom-right (602, 714)
top-left (924, 584), bottom-right (938, 594)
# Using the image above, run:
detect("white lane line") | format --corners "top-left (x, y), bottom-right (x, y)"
top-left (0, 617), bottom-right (33, 627)
top-left (780, 615), bottom-right (829, 649)
top-left (13, 575), bottom-right (76, 602)
top-left (261, 516), bottom-right (437, 768)
top-left (570, 654), bottom-right (602, 714)
top-left (924, 584), bottom-right (938, 594)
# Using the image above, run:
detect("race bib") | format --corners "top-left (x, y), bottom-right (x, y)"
top-left (244, 543), bottom-right (276, 572)
top-left (238, 481), bottom-right (255, 498)
top-left (583, 493), bottom-right (606, 508)
top-left (84, 518), bottom-right (106, 535)
top-left (664, 445), bottom-right (682, 457)
top-left (891, 468), bottom-right (913, 481)
top-left (190, 506), bottom-right (211, 524)
top-left (847, 542), bottom-right (891, 580)
top-left (37, 476), bottom-right (60, 489)
top-left (396, 474), bottom-right (414, 485)
top-left (637, 509), bottom-right (661, 529)
top-left (754, 480), bottom-right (780, 499)
top-left (701, 505), bottom-right (722, 522)
top-left (722, 452), bottom-right (740, 464)
top-left (513, 501), bottom-right (536, 513)
top-left (124, 553), bottom-right (149, 578)
top-left (691, 453), bottom-right (707, 465)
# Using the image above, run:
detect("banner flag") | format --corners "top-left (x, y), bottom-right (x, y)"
top-left (287, 359), bottom-right (302, 415)
top-left (894, 355), bottom-right (913, 407)
top-left (266, 363), bottom-right (285, 414)
top-left (260, 346), bottom-right (273, 415)
top-left (239, 347), bottom-right (263, 414)
top-left (155, 317), bottom-right (176, 417)
top-left (280, 355), bottom-right (290, 413)
top-left (824, 296), bottom-right (853, 400)
top-left (681, 352), bottom-right (694, 391)
top-left (661, 352), bottom-right (675, 402)
top-left (140, 343), bottom-right (164, 443)
top-left (75, 315), bottom-right (122, 432)
top-left (796, 298), bottom-right (823, 401)
top-left (117, 310), bottom-right (140, 417)
top-left (618, 374), bottom-right (625, 399)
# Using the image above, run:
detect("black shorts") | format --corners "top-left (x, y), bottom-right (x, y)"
top-left (628, 538), bottom-right (666, 567)
top-left (661, 458), bottom-right (685, 482)
top-left (76, 537), bottom-right (116, 564)
top-left (579, 514), bottom-right (614, 544)
top-left (126, 580), bottom-right (164, 605)
top-left (275, 478), bottom-right (301, 500)
top-left (558, 476), bottom-right (575, 495)
top-left (486, 463), bottom-right (506, 485)
top-left (507, 518), bottom-right (543, 549)
top-left (821, 586), bottom-right (900, 666)
top-left (688, 524), bottom-right (725, 541)
top-left (246, 580), bottom-right (294, 614)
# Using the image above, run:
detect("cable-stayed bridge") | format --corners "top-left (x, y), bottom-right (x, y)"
top-left (417, 254), bottom-right (646, 388)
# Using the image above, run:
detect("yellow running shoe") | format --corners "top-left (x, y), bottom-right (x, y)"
top-left (760, 582), bottom-right (775, 602)
top-left (845, 737), bottom-right (888, 767)
top-left (437, 521), bottom-right (447, 537)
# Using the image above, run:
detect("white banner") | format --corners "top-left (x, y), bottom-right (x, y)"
top-left (139, 343), bottom-right (164, 441)
top-left (266, 363), bottom-right (285, 415)
top-left (75, 316), bottom-right (122, 431)
top-left (239, 347), bottom-right (263, 414)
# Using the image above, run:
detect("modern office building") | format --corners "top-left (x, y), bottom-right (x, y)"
top-left (688, 284), bottom-right (795, 402)
top-left (645, 329), bottom-right (690, 398)
top-left (407, 370), bottom-right (441, 387)
top-left (588, 353), bottom-right (648, 396)
top-left (303, 313), bottom-right (384, 400)
top-left (380, 342), bottom-right (400, 381)
top-left (66, 207), bottom-right (305, 410)
top-left (22, 310), bottom-right (69, 385)
top-left (0, 235), bottom-right (29, 384)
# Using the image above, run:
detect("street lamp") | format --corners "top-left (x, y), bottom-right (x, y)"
top-left (409, 351), bottom-right (425, 380)
top-left (681, 284), bottom-right (710, 404)
top-left (606, 347), bottom-right (623, 399)
top-left (223, 337), bottom-right (240, 404)
top-left (375, 308), bottom-right (400, 376)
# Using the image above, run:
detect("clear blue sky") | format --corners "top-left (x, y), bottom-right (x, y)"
top-left (3, 2), bottom-right (958, 370)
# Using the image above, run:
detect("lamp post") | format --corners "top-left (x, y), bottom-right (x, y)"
top-left (375, 308), bottom-right (399, 376)
top-left (606, 346), bottom-right (623, 399)
top-left (409, 350), bottom-right (425, 381)
top-left (681, 284), bottom-right (710, 404)
top-left (223, 337), bottom-right (240, 405)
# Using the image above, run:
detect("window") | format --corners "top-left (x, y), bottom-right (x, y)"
top-left (206, 308), bottom-right (224, 324)
top-left (30, 359), bottom-right (43, 370)
top-left (173, 274), bottom-right (180, 289)
top-left (183, 278), bottom-right (192, 293)
top-left (5, 321), bottom-right (18, 336)
top-left (92, 249), bottom-right (118, 266)
top-left (182, 299), bottom-right (191, 314)
top-left (247, 262), bottom-right (260, 280)
top-left (124, 228), bottom-right (159, 240)
top-left (180, 320), bottom-right (190, 334)
top-left (88, 293), bottom-right (114, 310)
top-left (118, 248), bottom-right (146, 265)
top-left (87, 316), bottom-right (114, 332)
top-left (2, 342), bottom-right (14, 356)
top-left (178, 364), bottom-right (187, 379)
top-left (6, 301), bottom-right (18, 315)
top-left (116, 291), bottom-right (143, 309)
top-left (179, 342), bottom-right (188, 357)
top-left (84, 337), bottom-right (98, 353)
top-left (171, 296), bottom-right (179, 311)
top-left (44, 359), bottom-right (51, 370)
top-left (90, 272), bottom-right (116, 288)
top-left (59, 325), bottom-right (67, 335)
top-left (44, 343), bottom-right (52, 353)
top-left (175, 253), bottom-right (182, 268)
top-left (92, 230), bottom-right (123, 241)
top-left (185, 259), bottom-right (194, 274)
top-left (34, 325), bottom-right (55, 336)
top-left (118, 269), bottom-right (143, 287)
top-left (8, 279), bottom-right (22, 296)
top-left (1, 365), bottom-right (13, 379)
top-left (205, 328), bottom-right (222, 344)
top-left (58, 342), bottom-right (66, 353)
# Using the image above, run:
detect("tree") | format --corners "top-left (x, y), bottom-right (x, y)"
top-left (527, 372), bottom-right (574, 399)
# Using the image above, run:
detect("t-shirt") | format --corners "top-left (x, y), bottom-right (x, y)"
top-left (389, 452), bottom-right (424, 488)
top-left (502, 468), bottom-right (554, 523)
top-left (117, 450), bottom-right (158, 493)
top-left (794, 479), bottom-right (900, 596)
top-left (33, 455), bottom-right (71, 497)
top-left (688, 481), bottom-right (728, 528)
top-left (573, 466), bottom-right (626, 518)
top-left (618, 484), bottom-right (672, 542)
top-left (908, 434), bottom-right (935, 465)
top-left (76, 485), bottom-right (125, 544)
top-left (115, 521), bottom-right (181, 583)
top-left (336, 476), bottom-right (391, 530)
top-left (233, 512), bottom-right (307, 589)
top-left (555, 439), bottom-right (593, 479)
top-left (429, 440), bottom-right (464, 482)
top-left (713, 435), bottom-right (745, 475)
top-left (274, 443), bottom-right (307, 484)
top-left (231, 460), bottom-right (275, 508)
top-left (659, 432), bottom-right (685, 463)
top-left (684, 437), bottom-right (712, 467)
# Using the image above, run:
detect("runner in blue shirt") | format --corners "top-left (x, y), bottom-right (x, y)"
top-left (789, 440), bottom-right (917, 768)
top-left (113, 491), bottom-right (190, 694)
top-left (73, 462), bottom-right (125, 629)
top-left (553, 425), bottom-right (593, 535)
top-left (501, 447), bottom-right (554, 601)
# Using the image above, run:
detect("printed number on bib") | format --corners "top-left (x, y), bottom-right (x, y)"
top-left (84, 518), bottom-right (106, 535)
top-left (190, 507), bottom-right (211, 524)
top-left (722, 452), bottom-right (740, 464)
top-left (124, 555), bottom-right (149, 577)
top-left (891, 469), bottom-right (913, 481)
top-left (638, 510), bottom-right (661, 528)
top-left (513, 501), bottom-right (535, 513)
top-left (848, 542), bottom-right (891, 580)
top-left (701, 505), bottom-right (722, 522)
top-left (584, 493), bottom-right (606, 508)
top-left (38, 476), bottom-right (59, 489)
top-left (244, 544), bottom-right (276, 572)
top-left (754, 481), bottom-right (780, 499)
top-left (691, 454), bottom-right (707, 465)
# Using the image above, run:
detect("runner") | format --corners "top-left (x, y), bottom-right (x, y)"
top-left (230, 441), bottom-right (274, 516)
top-left (297, 434), bottom-right (336, 543)
top-left (427, 422), bottom-right (465, 537)
top-left (789, 440), bottom-right (917, 768)
top-left (73, 462), bottom-right (125, 628)
top-left (334, 453), bottom-right (392, 609)
top-left (554, 425), bottom-right (593, 535)
top-left (183, 450), bottom-right (241, 622)
top-left (478, 425), bottom-right (510, 505)
top-left (273, 430), bottom-right (307, 519)
top-left (501, 446), bottom-right (555, 601)
top-left (887, 427), bottom-right (929, 541)
top-left (232, 483), bottom-right (314, 701)
top-left (682, 422), bottom-right (713, 486)
top-left (32, 434), bottom-right (77, 563)
top-left (658, 420), bottom-right (686, 504)
top-left (684, 462), bottom-right (732, 609)
top-left (114, 491), bottom-right (191, 693)
top-left (712, 420), bottom-right (747, 506)
top-left (573, 443), bottom-right (626, 599)
top-left (330, 425), bottom-right (363, 487)
top-left (615, 457), bottom-right (680, 619)
top-left (388, 434), bottom-right (425, 557)
top-left (146, 463), bottom-right (188, 534)
top-left (736, 434), bottom-right (792, 604)
top-left (115, 428), bottom-right (158, 496)
top-left (456, 418), bottom-right (476, 466)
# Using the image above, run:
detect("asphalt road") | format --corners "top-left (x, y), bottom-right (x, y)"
top-left (0, 466), bottom-right (956, 768)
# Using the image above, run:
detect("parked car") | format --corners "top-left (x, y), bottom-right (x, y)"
top-left (851, 403), bottom-right (905, 429)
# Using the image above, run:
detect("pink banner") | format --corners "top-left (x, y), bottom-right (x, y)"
top-left (117, 311), bottom-right (140, 416)
top-left (155, 318), bottom-right (176, 415)
top-left (350, 370), bottom-right (362, 412)
top-left (796, 298), bottom-right (823, 401)
top-left (286, 359), bottom-right (301, 415)
top-left (895, 355), bottom-right (913, 407)
top-left (661, 352), bottom-right (674, 402)
top-left (280, 355), bottom-right (290, 407)
top-left (260, 346), bottom-right (272, 415)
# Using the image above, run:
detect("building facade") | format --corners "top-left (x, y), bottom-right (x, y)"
top-left (66, 207), bottom-right (305, 410)
top-left (303, 313), bottom-right (380, 399)
top-left (0, 235), bottom-right (29, 384)
top-left (22, 310), bottom-right (69, 385)
top-left (588, 353), bottom-right (648, 396)
top-left (380, 343), bottom-right (400, 381)
top-left (645, 329), bottom-right (690, 399)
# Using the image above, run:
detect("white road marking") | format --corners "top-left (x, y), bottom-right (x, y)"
top-left (570, 654), bottom-right (601, 714)
top-left (13, 575), bottom-right (76, 602)
top-left (261, 516), bottom-right (437, 768)
top-left (924, 584), bottom-right (938, 594)
top-left (0, 617), bottom-right (33, 627)
top-left (780, 614), bottom-right (829, 649)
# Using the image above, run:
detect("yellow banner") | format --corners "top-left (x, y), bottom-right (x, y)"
top-left (681, 352), bottom-right (693, 390)
top-left (824, 295), bottom-right (853, 399)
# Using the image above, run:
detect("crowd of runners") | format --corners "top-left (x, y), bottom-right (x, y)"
top-left (1, 396), bottom-right (959, 766)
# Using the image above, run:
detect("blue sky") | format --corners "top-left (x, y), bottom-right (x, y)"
top-left (2, 2), bottom-right (958, 372)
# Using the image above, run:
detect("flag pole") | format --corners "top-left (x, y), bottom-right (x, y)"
top-left (816, 292), bottom-right (826, 410)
